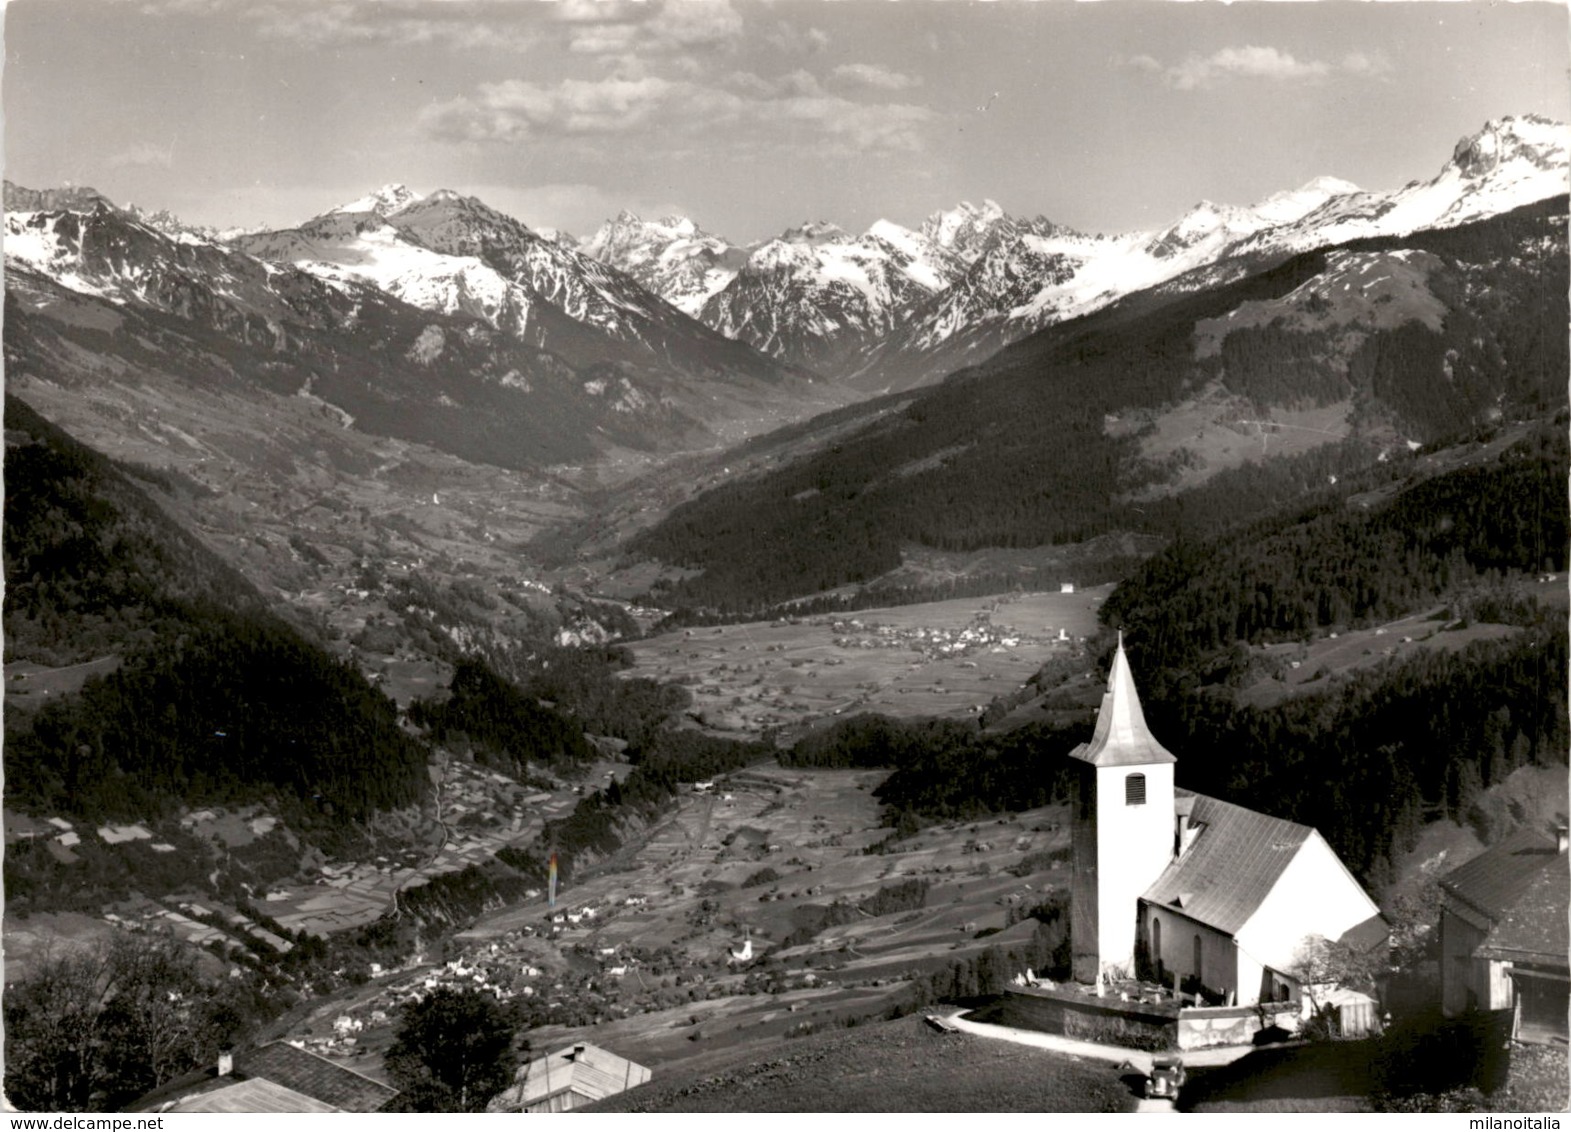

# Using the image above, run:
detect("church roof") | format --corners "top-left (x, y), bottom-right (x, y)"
top-left (1068, 636), bottom-right (1176, 767)
top-left (1142, 792), bottom-right (1312, 935)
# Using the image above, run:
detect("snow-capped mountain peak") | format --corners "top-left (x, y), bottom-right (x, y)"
top-left (1145, 199), bottom-right (1269, 260)
top-left (865, 218), bottom-right (923, 251)
top-left (333, 183), bottom-right (423, 216)
top-left (779, 221), bottom-right (851, 247)
top-left (1247, 176), bottom-right (1362, 226)
top-left (699, 215), bottom-right (968, 374)
top-left (920, 199), bottom-right (1008, 262)
top-left (1449, 114), bottom-right (1567, 178)
top-left (579, 210), bottom-right (746, 317)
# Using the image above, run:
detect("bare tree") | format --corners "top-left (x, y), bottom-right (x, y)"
top-left (1289, 933), bottom-right (1383, 1039)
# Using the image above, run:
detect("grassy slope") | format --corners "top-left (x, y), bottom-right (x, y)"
top-left (586, 1015), bottom-right (1137, 1113)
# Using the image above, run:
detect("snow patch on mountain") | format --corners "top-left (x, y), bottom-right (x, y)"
top-left (241, 218), bottom-right (540, 341)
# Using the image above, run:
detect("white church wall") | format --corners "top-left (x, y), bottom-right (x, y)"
top-left (1092, 761), bottom-right (1175, 977)
top-left (1142, 904), bottom-right (1240, 1001)
top-left (1234, 832), bottom-right (1381, 982)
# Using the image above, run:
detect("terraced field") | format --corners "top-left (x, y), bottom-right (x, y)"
top-left (625, 588), bottom-right (1109, 738)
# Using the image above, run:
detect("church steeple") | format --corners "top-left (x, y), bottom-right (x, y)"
top-left (1068, 633), bottom-right (1179, 983)
top-left (1070, 632), bottom-right (1176, 767)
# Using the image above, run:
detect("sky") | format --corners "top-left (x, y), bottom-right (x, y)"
top-left (5, 0), bottom-right (1568, 243)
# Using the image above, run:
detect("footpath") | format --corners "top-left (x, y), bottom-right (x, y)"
top-left (940, 1008), bottom-right (1264, 1114)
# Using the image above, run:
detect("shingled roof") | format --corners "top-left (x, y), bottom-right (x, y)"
top-left (1476, 861), bottom-right (1570, 968)
top-left (1142, 792), bottom-right (1313, 936)
top-left (1443, 828), bottom-right (1570, 969)
top-left (1440, 826), bottom-right (1565, 922)
top-left (1069, 636), bottom-right (1176, 768)
top-left (233, 1042), bottom-right (399, 1112)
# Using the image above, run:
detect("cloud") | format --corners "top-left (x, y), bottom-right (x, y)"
top-left (135, 0), bottom-right (546, 51)
top-left (1168, 46), bottom-right (1329, 89)
top-left (421, 72), bottom-right (940, 155)
top-left (562, 0), bottom-right (744, 58)
top-left (763, 20), bottom-right (830, 55)
top-left (722, 69), bottom-right (825, 99)
top-left (1119, 45), bottom-right (1391, 91)
top-left (832, 63), bottom-right (922, 92)
top-left (421, 76), bottom-right (699, 140)
top-left (258, 1), bottom-right (545, 50)
top-left (108, 142), bottom-right (176, 169)
top-left (1340, 51), bottom-right (1395, 80)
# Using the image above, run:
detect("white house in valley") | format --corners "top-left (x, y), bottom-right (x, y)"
top-left (1070, 637), bottom-right (1386, 1007)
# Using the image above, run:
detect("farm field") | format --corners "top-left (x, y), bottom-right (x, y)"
top-left (624, 587), bottom-right (1110, 738)
top-left (4, 655), bottom-right (121, 715)
top-left (253, 757), bottom-right (627, 938)
top-left (1236, 606), bottom-right (1532, 710)
top-left (290, 766), bottom-right (1076, 1084)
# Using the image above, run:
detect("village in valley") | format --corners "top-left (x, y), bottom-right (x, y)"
top-left (26, 597), bottom-right (1559, 1115)
top-left (4, 0), bottom-right (1569, 1116)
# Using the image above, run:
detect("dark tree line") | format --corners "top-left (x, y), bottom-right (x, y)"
top-left (7, 607), bottom-right (429, 832)
top-left (409, 656), bottom-right (593, 775)
top-left (783, 713), bottom-right (1084, 821)
top-left (1142, 630), bottom-right (1568, 894)
top-left (5, 391), bottom-right (431, 837)
top-left (4, 394), bottom-right (271, 664)
top-left (1105, 426), bottom-right (1568, 678)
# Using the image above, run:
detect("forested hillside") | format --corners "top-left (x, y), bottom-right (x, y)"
top-left (4, 396), bottom-right (267, 665)
top-left (626, 198), bottom-right (1567, 613)
top-left (1104, 424), bottom-right (1568, 677)
top-left (2, 395), bottom-right (429, 832)
top-left (1145, 630), bottom-right (1567, 893)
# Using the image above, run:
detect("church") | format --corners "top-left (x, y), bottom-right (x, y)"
top-left (1070, 637), bottom-right (1386, 1007)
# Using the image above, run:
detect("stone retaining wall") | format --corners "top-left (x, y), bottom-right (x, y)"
top-left (996, 988), bottom-right (1303, 1052)
top-left (996, 988), bottom-right (1176, 1051)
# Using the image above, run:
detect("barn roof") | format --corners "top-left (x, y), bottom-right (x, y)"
top-left (168, 1078), bottom-right (338, 1113)
top-left (1142, 792), bottom-right (1313, 936)
top-left (1440, 827), bottom-right (1564, 922)
top-left (234, 1042), bottom-right (399, 1112)
top-left (1069, 637), bottom-right (1176, 768)
top-left (517, 1043), bottom-right (650, 1108)
top-left (1474, 849), bottom-right (1569, 969)
top-left (1337, 913), bottom-right (1392, 955)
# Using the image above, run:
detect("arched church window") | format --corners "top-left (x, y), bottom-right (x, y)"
top-left (1193, 934), bottom-right (1203, 979)
top-left (1152, 917), bottom-right (1162, 971)
top-left (1125, 773), bottom-right (1146, 806)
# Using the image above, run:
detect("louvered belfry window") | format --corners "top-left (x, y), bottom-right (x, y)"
top-left (1126, 773), bottom-right (1146, 806)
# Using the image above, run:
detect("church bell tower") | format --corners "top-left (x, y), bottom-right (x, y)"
top-left (1069, 634), bottom-right (1176, 983)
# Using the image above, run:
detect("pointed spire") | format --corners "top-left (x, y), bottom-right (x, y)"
top-left (1069, 635), bottom-right (1176, 766)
